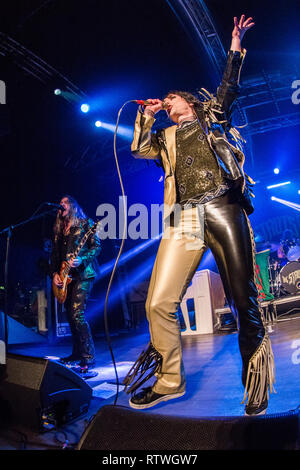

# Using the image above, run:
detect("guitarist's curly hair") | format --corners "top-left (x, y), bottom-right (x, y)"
top-left (53, 195), bottom-right (87, 239)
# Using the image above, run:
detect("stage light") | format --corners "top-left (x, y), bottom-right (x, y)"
top-left (99, 233), bottom-right (162, 279)
top-left (54, 88), bottom-right (62, 95)
top-left (298, 190), bottom-right (300, 195)
top-left (271, 196), bottom-right (300, 211)
top-left (80, 103), bottom-right (90, 113)
top-left (267, 181), bottom-right (291, 189)
top-left (274, 168), bottom-right (280, 174)
top-left (93, 121), bottom-right (133, 139)
top-left (88, 254), bottom-right (156, 320)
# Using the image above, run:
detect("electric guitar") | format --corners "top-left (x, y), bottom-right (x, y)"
top-left (52, 221), bottom-right (99, 304)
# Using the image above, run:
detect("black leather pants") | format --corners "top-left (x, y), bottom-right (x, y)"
top-left (64, 279), bottom-right (95, 362)
top-left (204, 191), bottom-right (265, 385)
top-left (145, 191), bottom-right (273, 404)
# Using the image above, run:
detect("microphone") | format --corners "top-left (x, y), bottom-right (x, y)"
top-left (45, 203), bottom-right (65, 211)
top-left (134, 100), bottom-right (168, 109)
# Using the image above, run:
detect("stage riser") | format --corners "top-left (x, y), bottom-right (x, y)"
top-left (215, 294), bottom-right (300, 328)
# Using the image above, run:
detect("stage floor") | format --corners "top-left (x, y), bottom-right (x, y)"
top-left (0, 315), bottom-right (299, 450)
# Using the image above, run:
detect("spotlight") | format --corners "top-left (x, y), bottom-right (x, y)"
top-left (273, 168), bottom-right (280, 174)
top-left (80, 103), bottom-right (90, 113)
top-left (267, 181), bottom-right (291, 189)
top-left (271, 196), bottom-right (300, 212)
top-left (298, 190), bottom-right (300, 195)
top-left (54, 88), bottom-right (62, 95)
top-left (95, 120), bottom-right (102, 127)
top-left (96, 121), bottom-right (133, 139)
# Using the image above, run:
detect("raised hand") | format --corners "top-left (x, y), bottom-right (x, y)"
top-left (230, 14), bottom-right (255, 51)
top-left (232, 15), bottom-right (255, 41)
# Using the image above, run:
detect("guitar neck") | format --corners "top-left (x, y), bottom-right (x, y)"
top-left (68, 222), bottom-right (98, 264)
top-left (73, 231), bottom-right (91, 257)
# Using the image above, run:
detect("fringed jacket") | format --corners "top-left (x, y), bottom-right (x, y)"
top-left (50, 218), bottom-right (101, 281)
top-left (131, 49), bottom-right (255, 219)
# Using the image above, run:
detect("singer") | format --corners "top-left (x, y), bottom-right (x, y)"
top-left (49, 195), bottom-right (101, 372)
top-left (124, 15), bottom-right (275, 416)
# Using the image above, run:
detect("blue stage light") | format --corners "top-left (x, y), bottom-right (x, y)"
top-left (54, 88), bottom-right (62, 95)
top-left (92, 120), bottom-right (133, 139)
top-left (273, 168), bottom-right (280, 174)
top-left (80, 103), bottom-right (90, 113)
top-left (271, 196), bottom-right (300, 212)
top-left (99, 234), bottom-right (162, 279)
top-left (98, 122), bottom-right (133, 139)
top-left (87, 254), bottom-right (156, 320)
top-left (267, 181), bottom-right (291, 189)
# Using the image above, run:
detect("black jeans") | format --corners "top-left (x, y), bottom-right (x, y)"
top-left (64, 278), bottom-right (95, 362)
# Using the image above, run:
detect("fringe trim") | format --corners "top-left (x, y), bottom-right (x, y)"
top-left (241, 209), bottom-right (276, 407)
top-left (197, 87), bottom-right (247, 152)
top-left (123, 342), bottom-right (163, 395)
top-left (259, 304), bottom-right (276, 326)
top-left (241, 333), bottom-right (276, 406)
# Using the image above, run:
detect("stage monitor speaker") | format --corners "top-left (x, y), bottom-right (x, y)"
top-left (0, 311), bottom-right (47, 345)
top-left (77, 404), bottom-right (299, 451)
top-left (0, 353), bottom-right (92, 432)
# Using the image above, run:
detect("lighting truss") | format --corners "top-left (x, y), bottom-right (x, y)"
top-left (2, 3), bottom-right (299, 173)
top-left (238, 70), bottom-right (300, 135)
top-left (165, 0), bottom-right (300, 169)
top-left (166, 0), bottom-right (227, 83)
top-left (0, 32), bottom-right (87, 103)
top-left (165, 0), bottom-right (254, 162)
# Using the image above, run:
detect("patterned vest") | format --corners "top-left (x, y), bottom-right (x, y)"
top-left (175, 119), bottom-right (229, 205)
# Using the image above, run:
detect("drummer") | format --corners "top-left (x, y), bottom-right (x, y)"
top-left (276, 244), bottom-right (288, 266)
top-left (279, 229), bottom-right (300, 263)
top-left (254, 233), bottom-right (282, 265)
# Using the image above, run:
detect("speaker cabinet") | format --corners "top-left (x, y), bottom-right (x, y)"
top-left (0, 353), bottom-right (92, 432)
top-left (77, 404), bottom-right (299, 451)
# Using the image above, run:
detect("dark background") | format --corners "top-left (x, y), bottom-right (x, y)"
top-left (0, 0), bottom-right (299, 334)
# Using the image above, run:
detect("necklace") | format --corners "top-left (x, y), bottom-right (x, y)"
top-left (178, 115), bottom-right (197, 128)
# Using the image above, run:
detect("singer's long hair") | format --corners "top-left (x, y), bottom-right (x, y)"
top-left (163, 90), bottom-right (205, 124)
top-left (53, 195), bottom-right (87, 239)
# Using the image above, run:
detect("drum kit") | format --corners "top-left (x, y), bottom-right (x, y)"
top-left (256, 238), bottom-right (300, 298)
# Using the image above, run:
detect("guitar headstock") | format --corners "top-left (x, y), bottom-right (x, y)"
top-left (85, 220), bottom-right (100, 236)
top-left (91, 221), bottom-right (99, 232)
top-left (90, 220), bottom-right (101, 237)
top-left (73, 221), bottom-right (101, 258)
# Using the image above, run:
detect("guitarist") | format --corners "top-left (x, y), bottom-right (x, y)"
top-left (49, 195), bottom-right (101, 371)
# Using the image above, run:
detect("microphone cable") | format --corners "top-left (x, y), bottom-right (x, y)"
top-left (102, 100), bottom-right (137, 406)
